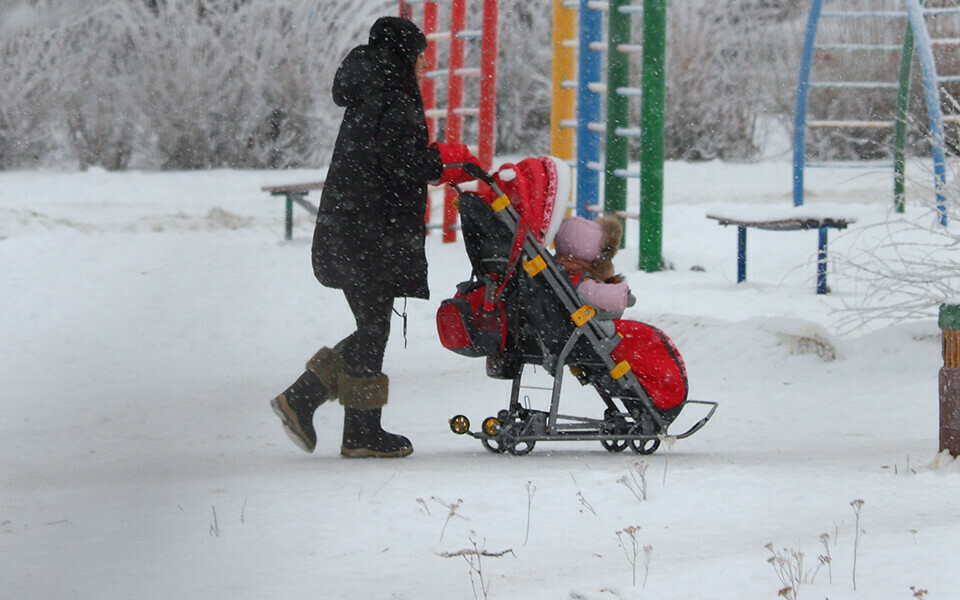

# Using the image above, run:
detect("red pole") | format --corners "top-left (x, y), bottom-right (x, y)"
top-left (399, 0), bottom-right (412, 19)
top-left (443, 0), bottom-right (468, 243)
top-left (422, 1), bottom-right (439, 141)
top-left (477, 0), bottom-right (499, 171)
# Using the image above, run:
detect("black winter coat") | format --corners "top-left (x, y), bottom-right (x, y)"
top-left (312, 41), bottom-right (443, 300)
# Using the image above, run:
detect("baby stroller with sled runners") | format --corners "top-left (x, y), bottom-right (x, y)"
top-left (436, 157), bottom-right (717, 455)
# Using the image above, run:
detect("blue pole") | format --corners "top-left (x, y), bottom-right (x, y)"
top-left (904, 0), bottom-right (948, 226)
top-left (817, 227), bottom-right (828, 294)
top-left (793, 0), bottom-right (824, 208)
top-left (737, 226), bottom-right (747, 284)
top-left (576, 0), bottom-right (602, 218)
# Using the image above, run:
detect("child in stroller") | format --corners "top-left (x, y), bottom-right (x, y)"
top-left (553, 215), bottom-right (636, 319)
top-left (437, 157), bottom-right (716, 455)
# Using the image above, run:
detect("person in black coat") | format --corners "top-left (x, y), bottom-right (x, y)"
top-left (271, 16), bottom-right (479, 458)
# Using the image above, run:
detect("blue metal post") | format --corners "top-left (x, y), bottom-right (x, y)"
top-left (905, 0), bottom-right (948, 226)
top-left (576, 0), bottom-right (603, 217)
top-left (792, 0), bottom-right (824, 208)
top-left (737, 226), bottom-right (747, 284)
top-left (817, 227), bottom-right (828, 294)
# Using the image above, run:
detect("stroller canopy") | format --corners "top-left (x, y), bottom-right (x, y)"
top-left (477, 156), bottom-right (571, 246)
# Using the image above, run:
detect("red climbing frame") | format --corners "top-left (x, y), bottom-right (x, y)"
top-left (399, 0), bottom-right (499, 242)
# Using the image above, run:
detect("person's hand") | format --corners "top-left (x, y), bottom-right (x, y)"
top-left (432, 142), bottom-right (482, 185)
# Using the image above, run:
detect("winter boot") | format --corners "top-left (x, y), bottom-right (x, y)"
top-left (338, 373), bottom-right (413, 458)
top-left (270, 371), bottom-right (326, 453)
top-left (270, 347), bottom-right (348, 453)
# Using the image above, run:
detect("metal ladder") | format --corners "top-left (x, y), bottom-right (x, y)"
top-left (793, 0), bottom-right (955, 224)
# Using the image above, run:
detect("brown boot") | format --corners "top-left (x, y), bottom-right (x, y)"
top-left (338, 373), bottom-right (413, 458)
top-left (270, 347), bottom-right (348, 453)
top-left (270, 371), bottom-right (327, 453)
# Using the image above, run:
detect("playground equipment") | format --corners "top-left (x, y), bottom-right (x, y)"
top-left (794, 0), bottom-right (957, 225)
top-left (400, 0), bottom-right (499, 241)
top-left (551, 0), bottom-right (667, 272)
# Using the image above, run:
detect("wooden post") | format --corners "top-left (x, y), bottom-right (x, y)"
top-left (940, 303), bottom-right (960, 457)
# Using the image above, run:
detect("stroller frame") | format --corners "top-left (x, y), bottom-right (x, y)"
top-left (447, 164), bottom-right (717, 455)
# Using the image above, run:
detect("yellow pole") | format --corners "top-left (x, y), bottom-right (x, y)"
top-left (550, 0), bottom-right (577, 161)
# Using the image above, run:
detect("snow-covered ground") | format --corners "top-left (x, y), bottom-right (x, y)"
top-left (2, 159), bottom-right (958, 599)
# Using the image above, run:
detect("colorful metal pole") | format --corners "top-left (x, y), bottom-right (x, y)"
top-left (792, 0), bottom-right (823, 208)
top-left (639, 0), bottom-right (665, 272)
top-left (605, 0), bottom-right (630, 243)
top-left (940, 303), bottom-right (960, 457)
top-left (894, 17), bottom-right (915, 214)
top-left (478, 0), bottom-right (499, 170)
top-left (816, 227), bottom-right (828, 294)
top-left (550, 0), bottom-right (577, 163)
top-left (422, 1), bottom-right (440, 140)
top-left (576, 0), bottom-right (602, 218)
top-left (904, 0), bottom-right (948, 227)
top-left (443, 0), bottom-right (468, 243)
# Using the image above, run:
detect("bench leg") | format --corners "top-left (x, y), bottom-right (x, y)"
top-left (284, 194), bottom-right (294, 240)
top-left (817, 227), bottom-right (828, 294)
top-left (737, 226), bottom-right (747, 283)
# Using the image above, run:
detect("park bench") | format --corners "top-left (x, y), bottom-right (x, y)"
top-left (706, 210), bottom-right (856, 295)
top-left (261, 180), bottom-right (324, 240)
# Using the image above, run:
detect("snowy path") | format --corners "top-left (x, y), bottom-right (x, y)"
top-left (1, 163), bottom-right (958, 599)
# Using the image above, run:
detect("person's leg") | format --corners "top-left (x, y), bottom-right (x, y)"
top-left (337, 286), bottom-right (394, 377)
top-left (337, 287), bottom-right (413, 458)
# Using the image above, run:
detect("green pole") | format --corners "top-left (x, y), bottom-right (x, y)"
top-left (894, 16), bottom-right (916, 214)
top-left (605, 0), bottom-right (631, 247)
top-left (639, 0), bottom-right (665, 272)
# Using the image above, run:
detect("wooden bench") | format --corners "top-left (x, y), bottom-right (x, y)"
top-left (261, 180), bottom-right (324, 240)
top-left (707, 212), bottom-right (855, 294)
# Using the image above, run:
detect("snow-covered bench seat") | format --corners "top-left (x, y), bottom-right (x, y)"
top-left (261, 180), bottom-right (324, 240)
top-left (706, 208), bottom-right (856, 294)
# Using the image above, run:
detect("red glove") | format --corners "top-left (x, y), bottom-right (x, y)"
top-left (432, 142), bottom-right (482, 185)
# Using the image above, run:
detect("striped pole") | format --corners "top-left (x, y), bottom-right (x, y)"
top-left (893, 17), bottom-right (915, 214)
top-left (477, 0), bottom-right (499, 170)
top-left (904, 0), bottom-right (948, 226)
top-left (576, 0), bottom-right (603, 218)
top-left (550, 0), bottom-right (577, 163)
top-left (443, 0), bottom-right (468, 243)
top-left (422, 1), bottom-right (440, 140)
top-left (940, 303), bottom-right (960, 457)
top-left (639, 0), bottom-right (665, 272)
top-left (605, 0), bottom-right (630, 245)
top-left (792, 0), bottom-right (823, 208)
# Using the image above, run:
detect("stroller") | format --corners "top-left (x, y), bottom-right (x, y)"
top-left (435, 157), bottom-right (717, 456)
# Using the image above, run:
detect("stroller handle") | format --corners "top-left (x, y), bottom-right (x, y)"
top-left (462, 161), bottom-right (494, 184)
top-left (448, 161), bottom-right (504, 198)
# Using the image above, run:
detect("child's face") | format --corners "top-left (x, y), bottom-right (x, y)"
top-left (556, 254), bottom-right (592, 274)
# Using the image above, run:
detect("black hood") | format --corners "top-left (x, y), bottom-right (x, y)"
top-left (332, 18), bottom-right (427, 109)
top-left (368, 16), bottom-right (428, 64)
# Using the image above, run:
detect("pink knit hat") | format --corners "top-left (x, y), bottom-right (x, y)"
top-left (553, 216), bottom-right (602, 261)
top-left (554, 216), bottom-right (621, 263)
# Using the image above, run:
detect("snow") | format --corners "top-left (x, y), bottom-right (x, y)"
top-left (2, 159), bottom-right (959, 600)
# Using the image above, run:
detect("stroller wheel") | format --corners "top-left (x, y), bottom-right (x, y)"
top-left (449, 414), bottom-right (471, 435)
top-left (506, 439), bottom-right (535, 456)
top-left (601, 438), bottom-right (629, 453)
top-left (481, 437), bottom-right (507, 454)
top-left (630, 437), bottom-right (660, 455)
top-left (480, 417), bottom-right (507, 453)
top-left (482, 416), bottom-right (502, 437)
top-left (601, 409), bottom-right (630, 452)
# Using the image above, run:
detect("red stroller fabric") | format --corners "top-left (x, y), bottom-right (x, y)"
top-left (476, 157), bottom-right (560, 245)
top-left (610, 320), bottom-right (689, 410)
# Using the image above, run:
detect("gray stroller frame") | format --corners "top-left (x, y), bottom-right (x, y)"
top-left (447, 164), bottom-right (717, 455)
